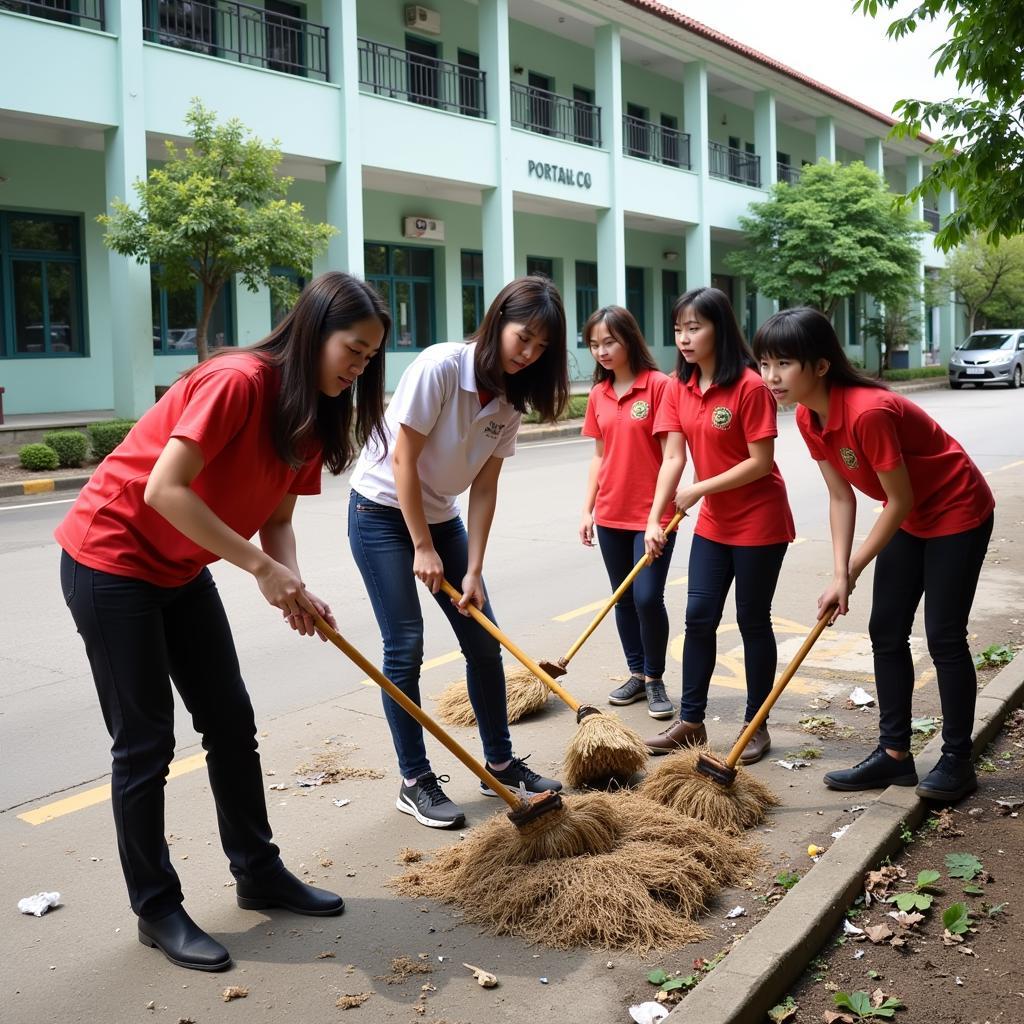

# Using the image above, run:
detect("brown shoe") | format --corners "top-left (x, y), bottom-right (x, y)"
top-left (736, 723), bottom-right (771, 765)
top-left (645, 720), bottom-right (707, 756)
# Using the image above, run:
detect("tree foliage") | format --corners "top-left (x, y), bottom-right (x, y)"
top-left (726, 160), bottom-right (925, 321)
top-left (854, 0), bottom-right (1024, 250)
top-left (938, 233), bottom-right (1024, 332)
top-left (100, 99), bottom-right (337, 361)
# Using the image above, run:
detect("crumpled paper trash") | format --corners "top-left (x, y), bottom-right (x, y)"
top-left (18, 892), bottom-right (60, 916)
top-left (629, 1002), bottom-right (670, 1023)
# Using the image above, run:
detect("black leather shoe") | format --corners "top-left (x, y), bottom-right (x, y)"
top-left (823, 746), bottom-right (918, 791)
top-left (138, 908), bottom-right (231, 972)
top-left (916, 753), bottom-right (978, 802)
top-left (236, 867), bottom-right (344, 916)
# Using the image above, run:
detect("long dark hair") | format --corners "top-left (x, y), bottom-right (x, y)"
top-left (473, 275), bottom-right (569, 422)
top-left (583, 305), bottom-right (658, 385)
top-left (188, 271), bottom-right (390, 474)
top-left (752, 307), bottom-right (888, 390)
top-left (672, 286), bottom-right (755, 387)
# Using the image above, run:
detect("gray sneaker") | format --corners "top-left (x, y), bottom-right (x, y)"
top-left (645, 679), bottom-right (675, 719)
top-left (396, 772), bottom-right (465, 829)
top-left (608, 674), bottom-right (646, 706)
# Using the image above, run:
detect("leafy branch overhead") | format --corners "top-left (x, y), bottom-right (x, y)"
top-left (99, 98), bottom-right (337, 361)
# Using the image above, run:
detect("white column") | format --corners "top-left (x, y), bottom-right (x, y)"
top-left (937, 187), bottom-right (957, 360)
top-left (754, 90), bottom-right (776, 189)
top-left (905, 155), bottom-right (926, 367)
top-left (815, 115), bottom-right (836, 163)
top-left (595, 23), bottom-right (625, 306)
top-left (683, 61), bottom-right (710, 290)
top-left (861, 138), bottom-right (886, 371)
top-left (105, 0), bottom-right (154, 417)
top-left (864, 137), bottom-right (885, 176)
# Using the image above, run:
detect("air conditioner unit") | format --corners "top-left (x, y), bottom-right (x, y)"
top-left (403, 216), bottom-right (445, 241)
top-left (404, 5), bottom-right (441, 34)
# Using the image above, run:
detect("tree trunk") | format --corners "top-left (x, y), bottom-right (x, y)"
top-left (967, 308), bottom-right (976, 334)
top-left (195, 281), bottom-right (224, 363)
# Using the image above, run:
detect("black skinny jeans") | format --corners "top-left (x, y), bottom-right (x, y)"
top-left (869, 513), bottom-right (993, 758)
top-left (61, 551), bottom-right (283, 920)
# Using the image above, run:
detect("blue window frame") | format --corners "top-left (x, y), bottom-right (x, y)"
top-left (461, 250), bottom-right (484, 338)
top-left (364, 241), bottom-right (436, 349)
top-left (151, 272), bottom-right (234, 355)
top-left (1, 211), bottom-right (86, 358)
top-left (270, 266), bottom-right (307, 327)
top-left (575, 260), bottom-right (598, 347)
top-left (662, 269), bottom-right (679, 346)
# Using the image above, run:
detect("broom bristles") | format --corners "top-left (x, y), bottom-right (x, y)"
top-left (434, 670), bottom-right (550, 727)
top-left (563, 712), bottom-right (649, 788)
top-left (639, 746), bottom-right (780, 832)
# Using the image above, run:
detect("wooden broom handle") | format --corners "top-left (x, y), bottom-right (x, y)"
top-left (309, 612), bottom-right (519, 810)
top-left (439, 581), bottom-right (583, 713)
top-left (724, 610), bottom-right (834, 770)
top-left (562, 511), bottom-right (686, 665)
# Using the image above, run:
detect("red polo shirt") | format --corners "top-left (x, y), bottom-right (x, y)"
top-left (55, 353), bottom-right (323, 587)
top-left (582, 369), bottom-right (674, 530)
top-left (654, 367), bottom-right (794, 546)
top-left (796, 385), bottom-right (994, 538)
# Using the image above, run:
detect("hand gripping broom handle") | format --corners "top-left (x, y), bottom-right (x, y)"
top-left (724, 609), bottom-right (835, 771)
top-left (561, 511), bottom-right (686, 667)
top-left (439, 581), bottom-right (583, 714)
top-left (308, 612), bottom-right (519, 810)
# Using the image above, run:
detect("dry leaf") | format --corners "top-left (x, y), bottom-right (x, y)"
top-left (887, 910), bottom-right (925, 927)
top-left (864, 923), bottom-right (894, 944)
top-left (823, 1012), bottom-right (855, 1023)
top-left (336, 992), bottom-right (372, 1009)
top-left (463, 962), bottom-right (498, 988)
top-left (221, 986), bottom-right (249, 1002)
top-left (316, 951), bottom-right (336, 959)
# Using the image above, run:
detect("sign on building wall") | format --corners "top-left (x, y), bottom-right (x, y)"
top-left (527, 160), bottom-right (593, 189)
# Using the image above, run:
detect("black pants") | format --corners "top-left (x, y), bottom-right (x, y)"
top-left (869, 513), bottom-right (993, 757)
top-left (61, 551), bottom-right (282, 920)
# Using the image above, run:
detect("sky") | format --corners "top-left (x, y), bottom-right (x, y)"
top-left (661, 0), bottom-right (963, 121)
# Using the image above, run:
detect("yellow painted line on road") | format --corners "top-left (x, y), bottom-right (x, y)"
top-left (17, 753), bottom-right (208, 826)
top-left (358, 648), bottom-right (463, 687)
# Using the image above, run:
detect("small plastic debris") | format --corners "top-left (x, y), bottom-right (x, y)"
top-left (146, 1001), bottom-right (155, 1010)
top-left (725, 906), bottom-right (746, 919)
top-left (437, 956), bottom-right (446, 962)
top-left (221, 986), bottom-right (249, 1002)
top-left (776, 759), bottom-right (810, 771)
top-left (268, 783), bottom-right (288, 791)
top-left (843, 919), bottom-right (864, 936)
top-left (463, 963), bottom-right (498, 988)
top-left (539, 977), bottom-right (548, 984)
top-left (831, 824), bottom-right (852, 840)
top-left (853, 949), bottom-right (865, 959)
top-left (955, 976), bottom-right (963, 986)
top-left (629, 1002), bottom-right (670, 1023)
top-left (808, 844), bottom-right (824, 858)
top-left (848, 687), bottom-right (875, 707)
top-left (848, 805), bottom-right (868, 813)
top-left (606, 961), bottom-right (614, 969)
top-left (333, 799), bottom-right (351, 808)
top-left (18, 892), bottom-right (60, 917)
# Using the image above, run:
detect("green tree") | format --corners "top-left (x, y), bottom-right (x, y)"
top-left (939, 234), bottom-right (1024, 332)
top-left (100, 99), bottom-right (337, 361)
top-left (726, 160), bottom-right (925, 321)
top-left (854, 0), bottom-right (1024, 250)
top-left (862, 286), bottom-right (924, 371)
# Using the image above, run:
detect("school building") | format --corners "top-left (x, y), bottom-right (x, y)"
top-left (0, 0), bottom-right (960, 417)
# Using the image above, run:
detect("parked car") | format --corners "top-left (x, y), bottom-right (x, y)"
top-left (948, 329), bottom-right (1024, 389)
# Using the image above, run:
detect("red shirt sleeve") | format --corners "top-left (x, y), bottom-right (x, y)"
top-left (796, 407), bottom-right (827, 460)
top-left (854, 407), bottom-right (904, 472)
top-left (582, 391), bottom-right (602, 440)
top-left (653, 379), bottom-right (682, 435)
top-left (738, 380), bottom-right (779, 443)
top-left (170, 367), bottom-right (256, 464)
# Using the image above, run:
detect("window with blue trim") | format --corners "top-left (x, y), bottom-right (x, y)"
top-left (151, 273), bottom-right (234, 355)
top-left (1, 211), bottom-right (86, 358)
top-left (461, 250), bottom-right (484, 338)
top-left (575, 260), bottom-right (597, 347)
top-left (270, 266), bottom-right (307, 327)
top-left (364, 242), bottom-right (435, 349)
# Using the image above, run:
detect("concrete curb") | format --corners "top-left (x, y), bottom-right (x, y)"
top-left (518, 421), bottom-right (585, 444)
top-left (672, 654), bottom-right (1024, 1024)
top-left (0, 473), bottom-right (91, 499)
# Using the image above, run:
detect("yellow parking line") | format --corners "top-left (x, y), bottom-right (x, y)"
top-left (18, 753), bottom-right (208, 826)
top-left (358, 649), bottom-right (463, 686)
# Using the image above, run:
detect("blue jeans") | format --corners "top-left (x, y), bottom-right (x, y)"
top-left (595, 525), bottom-right (676, 678)
top-left (347, 490), bottom-right (514, 779)
top-left (679, 534), bottom-right (788, 724)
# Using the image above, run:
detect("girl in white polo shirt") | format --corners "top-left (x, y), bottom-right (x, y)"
top-left (348, 275), bottom-right (569, 829)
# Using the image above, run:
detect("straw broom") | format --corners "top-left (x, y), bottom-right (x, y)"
top-left (440, 581), bottom-right (649, 788)
top-left (639, 612), bottom-right (832, 831)
top-left (435, 668), bottom-right (550, 727)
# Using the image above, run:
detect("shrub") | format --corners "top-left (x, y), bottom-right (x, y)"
top-left (42, 429), bottom-right (89, 468)
top-left (19, 443), bottom-right (60, 472)
top-left (524, 393), bottom-right (591, 424)
top-left (88, 419), bottom-right (136, 460)
top-left (882, 365), bottom-right (948, 381)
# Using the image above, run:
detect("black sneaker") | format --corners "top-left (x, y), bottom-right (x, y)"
top-left (608, 675), bottom-right (646, 705)
top-left (916, 753), bottom-right (978, 802)
top-left (481, 755), bottom-right (563, 796)
top-left (396, 773), bottom-right (465, 829)
top-left (823, 746), bottom-right (918, 791)
top-left (645, 679), bottom-right (675, 719)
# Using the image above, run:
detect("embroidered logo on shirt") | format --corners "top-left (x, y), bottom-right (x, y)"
top-left (840, 446), bottom-right (859, 470)
top-left (483, 420), bottom-right (506, 439)
top-left (630, 400), bottom-right (650, 420)
top-left (711, 406), bottom-right (733, 430)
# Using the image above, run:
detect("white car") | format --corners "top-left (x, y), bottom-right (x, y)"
top-left (948, 329), bottom-right (1024, 389)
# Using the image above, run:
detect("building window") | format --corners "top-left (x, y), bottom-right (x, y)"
top-left (662, 269), bottom-right (680, 347)
top-left (1, 211), bottom-right (86, 358)
top-left (526, 256), bottom-right (554, 279)
top-left (574, 86), bottom-right (596, 145)
top-left (575, 260), bottom-right (598, 347)
top-left (270, 267), bottom-right (307, 327)
top-left (626, 266), bottom-right (645, 334)
top-left (151, 273), bottom-right (234, 355)
top-left (847, 295), bottom-right (859, 347)
top-left (461, 250), bottom-right (484, 338)
top-left (365, 241), bottom-right (435, 349)
top-left (457, 50), bottom-right (482, 118)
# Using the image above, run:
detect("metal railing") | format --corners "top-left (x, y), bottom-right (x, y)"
top-left (357, 38), bottom-right (486, 117)
top-left (510, 82), bottom-right (601, 147)
top-left (143, 0), bottom-right (328, 81)
top-left (923, 207), bottom-right (941, 232)
top-left (622, 115), bottom-right (691, 168)
top-left (0, 0), bottom-right (103, 29)
top-left (777, 162), bottom-right (801, 185)
top-left (709, 140), bottom-right (761, 187)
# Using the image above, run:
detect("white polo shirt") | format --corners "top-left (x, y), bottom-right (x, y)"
top-left (349, 341), bottom-right (521, 523)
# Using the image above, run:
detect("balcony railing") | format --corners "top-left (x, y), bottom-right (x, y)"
top-left (357, 38), bottom-right (486, 118)
top-left (709, 141), bottom-right (761, 187)
top-left (622, 115), bottom-right (691, 169)
top-left (0, 0), bottom-right (103, 30)
top-left (143, 0), bottom-right (328, 82)
top-left (510, 82), bottom-right (601, 147)
top-left (777, 162), bottom-right (801, 185)
top-left (923, 207), bottom-right (941, 232)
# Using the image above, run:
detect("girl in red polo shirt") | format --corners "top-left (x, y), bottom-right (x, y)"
top-left (579, 305), bottom-right (676, 719)
top-left (755, 307), bottom-right (994, 802)
top-left (55, 273), bottom-right (388, 972)
top-left (644, 286), bottom-right (794, 764)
